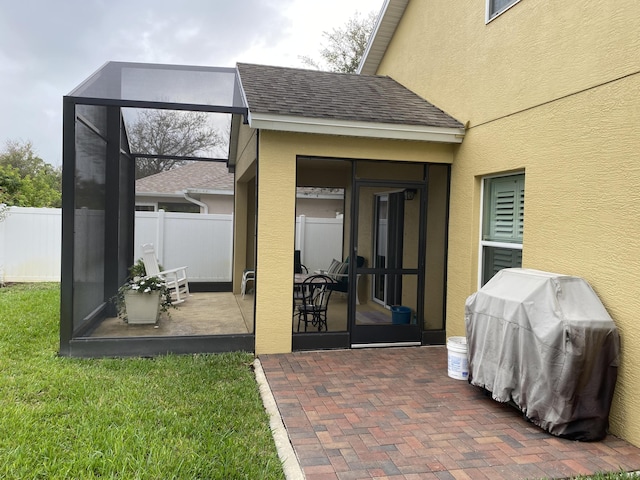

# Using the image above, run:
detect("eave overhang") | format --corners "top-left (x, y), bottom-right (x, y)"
top-left (358, 0), bottom-right (410, 75)
top-left (247, 112), bottom-right (464, 144)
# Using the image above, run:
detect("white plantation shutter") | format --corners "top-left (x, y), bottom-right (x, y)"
top-left (485, 176), bottom-right (524, 243)
top-left (481, 174), bottom-right (524, 285)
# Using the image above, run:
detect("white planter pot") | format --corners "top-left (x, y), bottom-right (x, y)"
top-left (124, 290), bottom-right (161, 324)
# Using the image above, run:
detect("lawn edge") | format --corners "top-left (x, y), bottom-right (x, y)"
top-left (254, 358), bottom-right (304, 480)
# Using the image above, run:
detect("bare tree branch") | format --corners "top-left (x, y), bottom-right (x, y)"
top-left (128, 110), bottom-right (225, 179)
top-left (301, 11), bottom-right (377, 73)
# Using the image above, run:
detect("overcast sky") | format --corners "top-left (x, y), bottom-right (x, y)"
top-left (0, 0), bottom-right (382, 167)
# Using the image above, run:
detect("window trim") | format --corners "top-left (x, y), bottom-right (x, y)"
top-left (485, 0), bottom-right (522, 23)
top-left (478, 172), bottom-right (525, 288)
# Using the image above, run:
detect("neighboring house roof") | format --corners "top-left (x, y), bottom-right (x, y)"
top-left (236, 62), bottom-right (463, 143)
top-left (136, 161), bottom-right (233, 195)
top-left (358, 0), bottom-right (409, 76)
top-left (135, 161), bottom-right (342, 199)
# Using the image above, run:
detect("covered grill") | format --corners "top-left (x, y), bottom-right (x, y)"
top-left (465, 268), bottom-right (619, 441)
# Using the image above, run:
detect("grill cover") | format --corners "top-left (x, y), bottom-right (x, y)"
top-left (465, 268), bottom-right (619, 441)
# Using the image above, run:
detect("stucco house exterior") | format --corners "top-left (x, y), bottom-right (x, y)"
top-left (356, 0), bottom-right (638, 447)
top-left (60, 0), bottom-right (639, 446)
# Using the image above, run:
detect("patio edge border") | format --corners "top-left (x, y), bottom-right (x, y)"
top-left (253, 358), bottom-right (304, 480)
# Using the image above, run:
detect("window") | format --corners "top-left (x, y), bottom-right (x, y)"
top-left (158, 202), bottom-right (200, 213)
top-left (135, 204), bottom-right (156, 212)
top-left (486, 0), bottom-right (520, 22)
top-left (481, 174), bottom-right (524, 285)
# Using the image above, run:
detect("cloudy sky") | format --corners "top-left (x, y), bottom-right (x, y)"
top-left (0, 0), bottom-right (382, 167)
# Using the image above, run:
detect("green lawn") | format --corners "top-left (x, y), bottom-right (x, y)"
top-left (0, 283), bottom-right (284, 479)
top-left (574, 473), bottom-right (639, 480)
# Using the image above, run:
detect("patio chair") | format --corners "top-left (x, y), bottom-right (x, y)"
top-left (241, 269), bottom-right (255, 298)
top-left (294, 250), bottom-right (308, 274)
top-left (318, 256), bottom-right (365, 304)
top-left (295, 274), bottom-right (334, 332)
top-left (141, 243), bottom-right (190, 304)
top-left (293, 250), bottom-right (308, 307)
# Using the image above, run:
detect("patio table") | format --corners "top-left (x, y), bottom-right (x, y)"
top-left (294, 273), bottom-right (335, 285)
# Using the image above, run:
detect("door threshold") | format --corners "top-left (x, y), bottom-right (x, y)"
top-left (351, 341), bottom-right (421, 349)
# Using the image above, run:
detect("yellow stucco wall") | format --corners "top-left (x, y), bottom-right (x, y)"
top-left (234, 125), bottom-right (257, 182)
top-left (254, 131), bottom-right (455, 354)
top-left (232, 124), bottom-right (257, 293)
top-left (376, 0), bottom-right (640, 445)
top-left (379, 0), bottom-right (640, 130)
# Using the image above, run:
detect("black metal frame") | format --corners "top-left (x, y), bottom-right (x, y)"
top-left (60, 62), bottom-right (250, 357)
top-left (67, 335), bottom-right (254, 358)
top-left (349, 175), bottom-right (426, 346)
top-left (290, 161), bottom-right (452, 351)
top-left (61, 62), bottom-right (453, 357)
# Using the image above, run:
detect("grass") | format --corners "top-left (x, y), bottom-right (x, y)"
top-left (572, 473), bottom-right (640, 480)
top-left (2, 283), bottom-right (637, 480)
top-left (0, 283), bottom-right (284, 479)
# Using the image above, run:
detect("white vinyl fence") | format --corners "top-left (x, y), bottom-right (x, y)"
top-left (134, 210), bottom-right (233, 282)
top-left (0, 208), bottom-right (344, 283)
top-left (0, 207), bottom-right (62, 282)
top-left (295, 215), bottom-right (344, 273)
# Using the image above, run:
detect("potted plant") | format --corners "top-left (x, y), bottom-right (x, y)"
top-left (114, 262), bottom-right (175, 324)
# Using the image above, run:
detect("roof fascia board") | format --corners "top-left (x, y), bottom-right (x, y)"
top-left (228, 113), bottom-right (243, 168)
top-left (135, 192), bottom-right (189, 199)
top-left (186, 188), bottom-right (233, 195)
top-left (248, 112), bottom-right (464, 144)
top-left (358, 0), bottom-right (409, 75)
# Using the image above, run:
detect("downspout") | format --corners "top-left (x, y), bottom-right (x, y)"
top-left (183, 191), bottom-right (209, 214)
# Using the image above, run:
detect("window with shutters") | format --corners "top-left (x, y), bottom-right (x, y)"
top-left (486, 0), bottom-right (521, 22)
top-left (480, 174), bottom-right (524, 285)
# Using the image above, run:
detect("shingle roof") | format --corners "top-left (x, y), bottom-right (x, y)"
top-left (236, 63), bottom-right (463, 129)
top-left (136, 161), bottom-right (233, 194)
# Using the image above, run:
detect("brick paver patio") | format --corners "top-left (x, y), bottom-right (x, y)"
top-left (260, 347), bottom-right (640, 480)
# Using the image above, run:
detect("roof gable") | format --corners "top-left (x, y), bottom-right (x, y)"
top-left (237, 63), bottom-right (461, 129)
top-left (236, 63), bottom-right (464, 143)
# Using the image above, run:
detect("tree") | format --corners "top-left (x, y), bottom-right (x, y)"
top-left (0, 165), bottom-right (61, 208)
top-left (301, 11), bottom-right (377, 73)
top-left (127, 110), bottom-right (225, 179)
top-left (0, 140), bottom-right (61, 208)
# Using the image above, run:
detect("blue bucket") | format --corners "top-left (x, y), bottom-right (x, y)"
top-left (391, 306), bottom-right (411, 324)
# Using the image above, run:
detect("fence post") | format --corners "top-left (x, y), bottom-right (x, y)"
top-left (156, 209), bottom-right (165, 264)
top-left (228, 213), bottom-right (234, 279)
top-left (0, 209), bottom-right (6, 284)
top-left (297, 214), bottom-right (306, 264)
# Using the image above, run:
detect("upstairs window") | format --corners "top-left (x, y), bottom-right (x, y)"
top-left (480, 174), bottom-right (525, 285)
top-left (486, 0), bottom-right (521, 22)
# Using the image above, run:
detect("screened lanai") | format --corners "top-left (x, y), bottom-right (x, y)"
top-left (61, 60), bottom-right (465, 358)
top-left (60, 62), bottom-right (249, 357)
